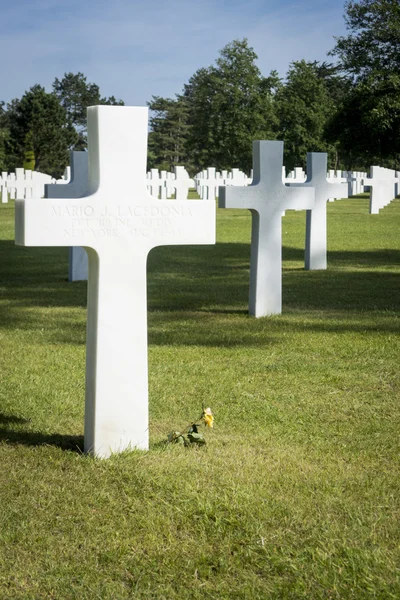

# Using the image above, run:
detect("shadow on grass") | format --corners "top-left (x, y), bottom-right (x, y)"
top-left (0, 413), bottom-right (84, 452)
top-left (0, 240), bottom-right (399, 345)
top-left (0, 414), bottom-right (30, 425)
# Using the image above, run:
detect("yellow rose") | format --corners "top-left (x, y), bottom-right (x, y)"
top-left (203, 407), bottom-right (214, 428)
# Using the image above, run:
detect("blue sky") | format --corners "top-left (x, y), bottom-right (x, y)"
top-left (0, 0), bottom-right (348, 106)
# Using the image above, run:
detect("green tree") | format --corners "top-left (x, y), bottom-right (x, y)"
top-left (276, 60), bottom-right (336, 170)
top-left (5, 85), bottom-right (75, 176)
top-left (183, 67), bottom-right (216, 172)
top-left (184, 39), bottom-right (278, 173)
top-left (22, 131), bottom-right (35, 170)
top-left (326, 74), bottom-right (400, 168)
top-left (147, 95), bottom-right (189, 171)
top-left (329, 0), bottom-right (400, 166)
top-left (332, 0), bottom-right (400, 78)
top-left (53, 72), bottom-right (124, 150)
top-left (0, 101), bottom-right (8, 172)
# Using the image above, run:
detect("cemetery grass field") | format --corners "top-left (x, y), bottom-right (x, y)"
top-left (0, 194), bottom-right (399, 600)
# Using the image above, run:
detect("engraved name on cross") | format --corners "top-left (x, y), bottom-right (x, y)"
top-left (45, 151), bottom-right (89, 282)
top-left (219, 140), bottom-right (315, 317)
top-left (15, 106), bottom-right (216, 458)
top-left (289, 153), bottom-right (348, 270)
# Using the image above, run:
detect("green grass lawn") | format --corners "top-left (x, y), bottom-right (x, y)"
top-left (0, 195), bottom-right (399, 599)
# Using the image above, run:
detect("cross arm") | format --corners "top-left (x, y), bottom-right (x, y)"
top-left (15, 196), bottom-right (98, 248)
top-left (326, 180), bottom-right (348, 199)
top-left (149, 199), bottom-right (215, 248)
top-left (218, 183), bottom-right (264, 210)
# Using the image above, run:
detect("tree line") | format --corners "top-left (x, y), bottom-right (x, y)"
top-left (148, 0), bottom-right (400, 174)
top-left (0, 0), bottom-right (398, 177)
top-left (0, 74), bottom-right (124, 177)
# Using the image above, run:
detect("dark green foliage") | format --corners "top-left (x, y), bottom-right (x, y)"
top-left (147, 95), bottom-right (189, 171)
top-left (329, 0), bottom-right (400, 167)
top-left (326, 73), bottom-right (400, 168)
top-left (0, 73), bottom-right (125, 176)
top-left (183, 66), bottom-right (216, 171)
top-left (5, 85), bottom-right (75, 177)
top-left (53, 72), bottom-right (124, 151)
top-left (22, 131), bottom-right (35, 171)
top-left (0, 101), bottom-right (8, 172)
top-left (147, 40), bottom-right (280, 175)
top-left (275, 60), bottom-right (338, 170)
top-left (184, 39), bottom-right (278, 173)
top-left (332, 0), bottom-right (400, 78)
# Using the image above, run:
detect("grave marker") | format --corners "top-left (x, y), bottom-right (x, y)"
top-left (16, 106), bottom-right (216, 457)
top-left (202, 168), bottom-right (220, 200)
top-left (289, 153), bottom-right (348, 270)
top-left (171, 166), bottom-right (193, 200)
top-left (9, 169), bottom-right (27, 200)
top-left (363, 166), bottom-right (397, 214)
top-left (219, 140), bottom-right (314, 316)
top-left (7, 173), bottom-right (16, 200)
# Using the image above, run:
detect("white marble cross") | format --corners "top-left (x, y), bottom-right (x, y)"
top-left (219, 140), bottom-right (315, 317)
top-left (45, 151), bottom-right (89, 282)
top-left (1, 172), bottom-right (8, 203)
top-left (202, 168), bottom-right (220, 200)
top-left (15, 106), bottom-right (216, 458)
top-left (148, 168), bottom-right (161, 198)
top-left (32, 171), bottom-right (53, 198)
top-left (159, 170), bottom-right (168, 199)
top-left (294, 167), bottom-right (306, 182)
top-left (8, 169), bottom-right (27, 200)
top-left (363, 166), bottom-right (397, 214)
top-left (289, 153), bottom-right (348, 270)
top-left (171, 166), bottom-right (193, 200)
top-left (7, 174), bottom-right (16, 200)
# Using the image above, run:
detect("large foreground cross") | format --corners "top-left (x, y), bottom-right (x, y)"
top-left (219, 141), bottom-right (314, 317)
top-left (289, 153), bottom-right (348, 270)
top-left (16, 106), bottom-right (216, 457)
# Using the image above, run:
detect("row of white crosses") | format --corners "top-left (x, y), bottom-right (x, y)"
top-left (219, 144), bottom-right (349, 315)
top-left (1, 160), bottom-right (386, 210)
top-left (0, 167), bottom-right (71, 203)
top-left (195, 168), bottom-right (251, 200)
top-left (193, 166), bottom-right (369, 201)
top-left (14, 105), bottom-right (398, 458)
top-left (146, 166), bottom-right (194, 200)
top-left (285, 167), bottom-right (307, 183)
top-left (342, 170), bottom-right (368, 197)
top-left (16, 106), bottom-right (216, 458)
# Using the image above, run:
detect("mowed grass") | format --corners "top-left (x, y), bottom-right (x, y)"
top-left (0, 194), bottom-right (399, 599)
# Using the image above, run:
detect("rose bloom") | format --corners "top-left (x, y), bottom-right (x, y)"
top-left (203, 407), bottom-right (214, 428)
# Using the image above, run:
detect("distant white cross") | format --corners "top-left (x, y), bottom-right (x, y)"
top-left (290, 153), bottom-right (348, 270)
top-left (219, 140), bottom-right (315, 317)
top-left (202, 168), bottom-right (220, 200)
top-left (16, 106), bottom-right (216, 457)
top-left (1, 171), bottom-right (8, 203)
top-left (148, 168), bottom-right (161, 198)
top-left (363, 166), bottom-right (397, 214)
top-left (171, 166), bottom-right (194, 200)
top-left (8, 169), bottom-right (27, 200)
top-left (45, 151), bottom-right (89, 282)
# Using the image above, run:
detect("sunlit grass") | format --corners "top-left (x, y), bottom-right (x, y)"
top-left (0, 195), bottom-right (399, 599)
